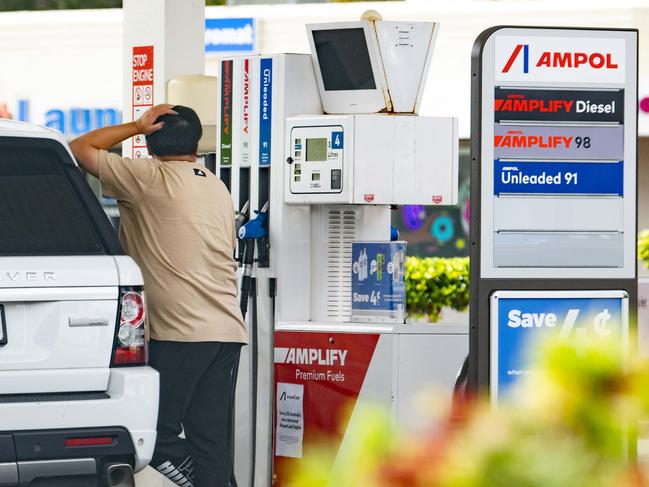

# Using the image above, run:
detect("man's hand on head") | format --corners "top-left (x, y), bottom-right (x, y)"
top-left (135, 104), bottom-right (178, 135)
top-left (69, 104), bottom-right (178, 178)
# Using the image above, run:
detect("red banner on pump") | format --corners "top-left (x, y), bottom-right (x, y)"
top-left (273, 331), bottom-right (379, 485)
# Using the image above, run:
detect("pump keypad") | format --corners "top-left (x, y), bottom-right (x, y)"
top-left (289, 125), bottom-right (344, 194)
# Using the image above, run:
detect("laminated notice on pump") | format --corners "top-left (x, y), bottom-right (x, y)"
top-left (275, 382), bottom-right (304, 458)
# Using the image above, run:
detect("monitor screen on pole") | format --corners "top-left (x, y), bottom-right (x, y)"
top-left (312, 28), bottom-right (376, 91)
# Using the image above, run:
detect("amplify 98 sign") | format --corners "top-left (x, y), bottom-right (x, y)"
top-left (493, 125), bottom-right (623, 161)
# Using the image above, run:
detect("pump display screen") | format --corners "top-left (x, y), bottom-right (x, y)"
top-left (312, 28), bottom-right (376, 91)
top-left (306, 138), bottom-right (328, 162)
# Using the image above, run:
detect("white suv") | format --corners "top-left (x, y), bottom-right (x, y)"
top-left (0, 120), bottom-right (158, 486)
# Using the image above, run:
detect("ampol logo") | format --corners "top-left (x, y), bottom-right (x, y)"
top-left (503, 44), bottom-right (530, 73)
top-left (502, 44), bottom-right (619, 74)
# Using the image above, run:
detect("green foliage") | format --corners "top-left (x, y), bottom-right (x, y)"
top-left (405, 256), bottom-right (469, 323)
top-left (290, 335), bottom-right (649, 487)
top-left (639, 230), bottom-right (649, 268)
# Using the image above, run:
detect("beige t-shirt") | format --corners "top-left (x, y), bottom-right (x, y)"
top-left (98, 150), bottom-right (247, 344)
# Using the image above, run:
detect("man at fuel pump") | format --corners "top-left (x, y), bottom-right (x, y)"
top-left (70, 104), bottom-right (248, 486)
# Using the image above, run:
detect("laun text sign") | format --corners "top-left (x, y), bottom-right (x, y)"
top-left (495, 36), bottom-right (625, 84)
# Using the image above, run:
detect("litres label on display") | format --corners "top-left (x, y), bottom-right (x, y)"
top-left (492, 293), bottom-right (625, 402)
top-left (494, 160), bottom-right (623, 196)
top-left (494, 125), bottom-right (624, 160)
top-left (495, 36), bottom-right (625, 84)
top-left (351, 241), bottom-right (406, 322)
top-left (495, 88), bottom-right (624, 123)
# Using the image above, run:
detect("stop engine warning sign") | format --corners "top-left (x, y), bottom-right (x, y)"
top-left (132, 45), bottom-right (154, 158)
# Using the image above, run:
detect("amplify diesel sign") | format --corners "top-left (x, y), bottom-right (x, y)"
top-left (495, 36), bottom-right (626, 84)
top-left (495, 88), bottom-right (624, 123)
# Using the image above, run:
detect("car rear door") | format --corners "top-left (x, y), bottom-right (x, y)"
top-left (0, 136), bottom-right (124, 394)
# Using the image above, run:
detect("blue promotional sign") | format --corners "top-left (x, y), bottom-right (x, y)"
top-left (494, 160), bottom-right (623, 196)
top-left (351, 242), bottom-right (406, 323)
top-left (491, 291), bottom-right (627, 402)
top-left (259, 58), bottom-right (273, 167)
top-left (205, 18), bottom-right (255, 53)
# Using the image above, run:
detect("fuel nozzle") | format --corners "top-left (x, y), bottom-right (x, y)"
top-left (235, 201), bottom-right (250, 265)
top-left (238, 201), bottom-right (269, 316)
top-left (235, 200), bottom-right (250, 235)
top-left (238, 201), bottom-right (268, 241)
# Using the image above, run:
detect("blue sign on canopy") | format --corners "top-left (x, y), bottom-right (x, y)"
top-left (205, 18), bottom-right (256, 53)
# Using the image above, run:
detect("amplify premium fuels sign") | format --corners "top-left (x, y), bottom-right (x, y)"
top-left (495, 88), bottom-right (624, 123)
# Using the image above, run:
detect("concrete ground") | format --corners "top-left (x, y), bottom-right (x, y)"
top-left (135, 467), bottom-right (175, 486)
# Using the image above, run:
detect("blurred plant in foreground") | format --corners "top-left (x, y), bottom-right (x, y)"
top-left (288, 336), bottom-right (649, 487)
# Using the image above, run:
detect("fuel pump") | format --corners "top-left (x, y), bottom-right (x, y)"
top-left (212, 12), bottom-right (463, 486)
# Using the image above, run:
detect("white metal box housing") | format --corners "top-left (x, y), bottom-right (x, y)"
top-left (284, 114), bottom-right (458, 206)
top-left (306, 21), bottom-right (439, 114)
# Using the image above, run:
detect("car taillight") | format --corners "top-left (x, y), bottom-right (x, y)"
top-left (111, 287), bottom-right (147, 367)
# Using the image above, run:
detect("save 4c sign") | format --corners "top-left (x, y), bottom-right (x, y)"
top-left (469, 27), bottom-right (638, 395)
top-left (490, 291), bottom-right (628, 404)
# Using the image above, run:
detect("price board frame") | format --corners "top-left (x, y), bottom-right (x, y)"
top-left (468, 26), bottom-right (638, 393)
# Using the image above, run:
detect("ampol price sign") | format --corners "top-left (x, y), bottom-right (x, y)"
top-left (490, 291), bottom-right (628, 403)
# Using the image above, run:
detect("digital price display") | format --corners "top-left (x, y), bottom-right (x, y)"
top-left (495, 88), bottom-right (624, 123)
top-left (306, 138), bottom-right (327, 162)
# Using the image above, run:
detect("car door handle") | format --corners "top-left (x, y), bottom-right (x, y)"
top-left (68, 317), bottom-right (110, 327)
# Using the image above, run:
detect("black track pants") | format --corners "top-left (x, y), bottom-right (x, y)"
top-left (149, 340), bottom-right (242, 487)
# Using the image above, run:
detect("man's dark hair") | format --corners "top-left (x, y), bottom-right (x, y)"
top-left (145, 105), bottom-right (202, 157)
